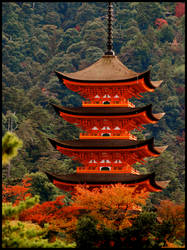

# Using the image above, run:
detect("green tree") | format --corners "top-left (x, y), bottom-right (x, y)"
top-left (58, 28), bottom-right (81, 52)
top-left (2, 64), bottom-right (17, 87)
top-left (157, 24), bottom-right (175, 43)
top-left (44, 11), bottom-right (61, 27)
top-left (135, 2), bottom-right (163, 31)
top-left (66, 41), bottom-right (88, 58)
top-left (75, 3), bottom-right (96, 26)
top-left (26, 172), bottom-right (63, 203)
top-left (75, 215), bottom-right (98, 248)
top-left (3, 110), bottom-right (19, 132)
top-left (81, 20), bottom-right (107, 50)
top-left (2, 86), bottom-right (34, 117)
top-left (34, 48), bottom-right (48, 64)
top-left (145, 151), bottom-right (184, 203)
top-left (120, 211), bottom-right (172, 248)
top-left (84, 46), bottom-right (103, 65)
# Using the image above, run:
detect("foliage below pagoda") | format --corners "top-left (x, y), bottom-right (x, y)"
top-left (72, 184), bottom-right (148, 231)
top-left (2, 1), bottom-right (185, 213)
top-left (2, 178), bottom-right (185, 248)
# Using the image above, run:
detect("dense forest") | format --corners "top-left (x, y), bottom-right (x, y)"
top-left (2, 2), bottom-right (185, 248)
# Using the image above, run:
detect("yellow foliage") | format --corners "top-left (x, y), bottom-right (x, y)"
top-left (2, 131), bottom-right (23, 166)
top-left (72, 184), bottom-right (149, 231)
top-left (163, 241), bottom-right (185, 248)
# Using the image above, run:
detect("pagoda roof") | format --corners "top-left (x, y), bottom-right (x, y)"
top-left (51, 103), bottom-right (165, 121)
top-left (55, 55), bottom-right (162, 88)
top-left (45, 171), bottom-right (169, 191)
top-left (48, 137), bottom-right (168, 154)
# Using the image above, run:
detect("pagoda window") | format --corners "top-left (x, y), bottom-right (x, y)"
top-left (102, 133), bottom-right (111, 136)
top-left (100, 159), bottom-right (111, 163)
top-left (103, 101), bottom-right (110, 104)
top-left (92, 126), bottom-right (99, 130)
top-left (114, 94), bottom-right (119, 98)
top-left (101, 126), bottom-right (111, 130)
top-left (103, 94), bottom-right (111, 98)
top-left (89, 159), bottom-right (97, 163)
top-left (114, 159), bottom-right (122, 163)
top-left (100, 166), bottom-right (111, 171)
top-left (114, 126), bottom-right (120, 130)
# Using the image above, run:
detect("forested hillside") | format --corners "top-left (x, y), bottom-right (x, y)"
top-left (2, 2), bottom-right (185, 204)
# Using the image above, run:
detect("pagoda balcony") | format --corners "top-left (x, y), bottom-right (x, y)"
top-left (77, 161), bottom-right (140, 174)
top-left (82, 99), bottom-right (135, 108)
top-left (76, 164), bottom-right (140, 174)
top-left (79, 132), bottom-right (137, 140)
top-left (77, 166), bottom-right (99, 172)
top-left (76, 167), bottom-right (130, 173)
top-left (87, 163), bottom-right (98, 168)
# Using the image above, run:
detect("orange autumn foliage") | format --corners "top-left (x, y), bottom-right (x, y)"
top-left (163, 241), bottom-right (185, 248)
top-left (71, 184), bottom-right (149, 231)
top-left (20, 184), bottom-right (149, 234)
top-left (19, 195), bottom-right (65, 225)
top-left (155, 200), bottom-right (185, 242)
top-left (175, 2), bottom-right (185, 18)
top-left (19, 195), bottom-right (82, 235)
top-left (48, 205), bottom-right (82, 235)
top-left (19, 184), bottom-right (150, 238)
top-left (2, 177), bottom-right (32, 206)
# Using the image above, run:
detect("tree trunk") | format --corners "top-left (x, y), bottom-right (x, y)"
top-left (7, 163), bottom-right (11, 179)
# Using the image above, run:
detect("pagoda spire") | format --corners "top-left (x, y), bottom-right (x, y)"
top-left (105, 2), bottom-right (115, 56)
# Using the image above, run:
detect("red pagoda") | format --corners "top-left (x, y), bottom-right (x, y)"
top-left (45, 2), bottom-right (169, 193)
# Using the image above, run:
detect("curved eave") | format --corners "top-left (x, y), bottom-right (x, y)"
top-left (150, 80), bottom-right (163, 88)
top-left (48, 137), bottom-right (167, 155)
top-left (155, 180), bottom-right (170, 189)
top-left (55, 69), bottom-right (147, 83)
top-left (44, 171), bottom-right (165, 191)
top-left (152, 112), bottom-right (165, 120)
top-left (153, 145), bottom-right (168, 153)
top-left (51, 103), bottom-right (165, 122)
top-left (55, 70), bottom-right (162, 90)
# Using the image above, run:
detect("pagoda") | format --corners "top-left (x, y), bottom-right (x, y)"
top-left (45, 2), bottom-right (169, 193)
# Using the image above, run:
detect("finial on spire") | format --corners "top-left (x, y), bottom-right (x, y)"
top-left (105, 2), bottom-right (115, 56)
